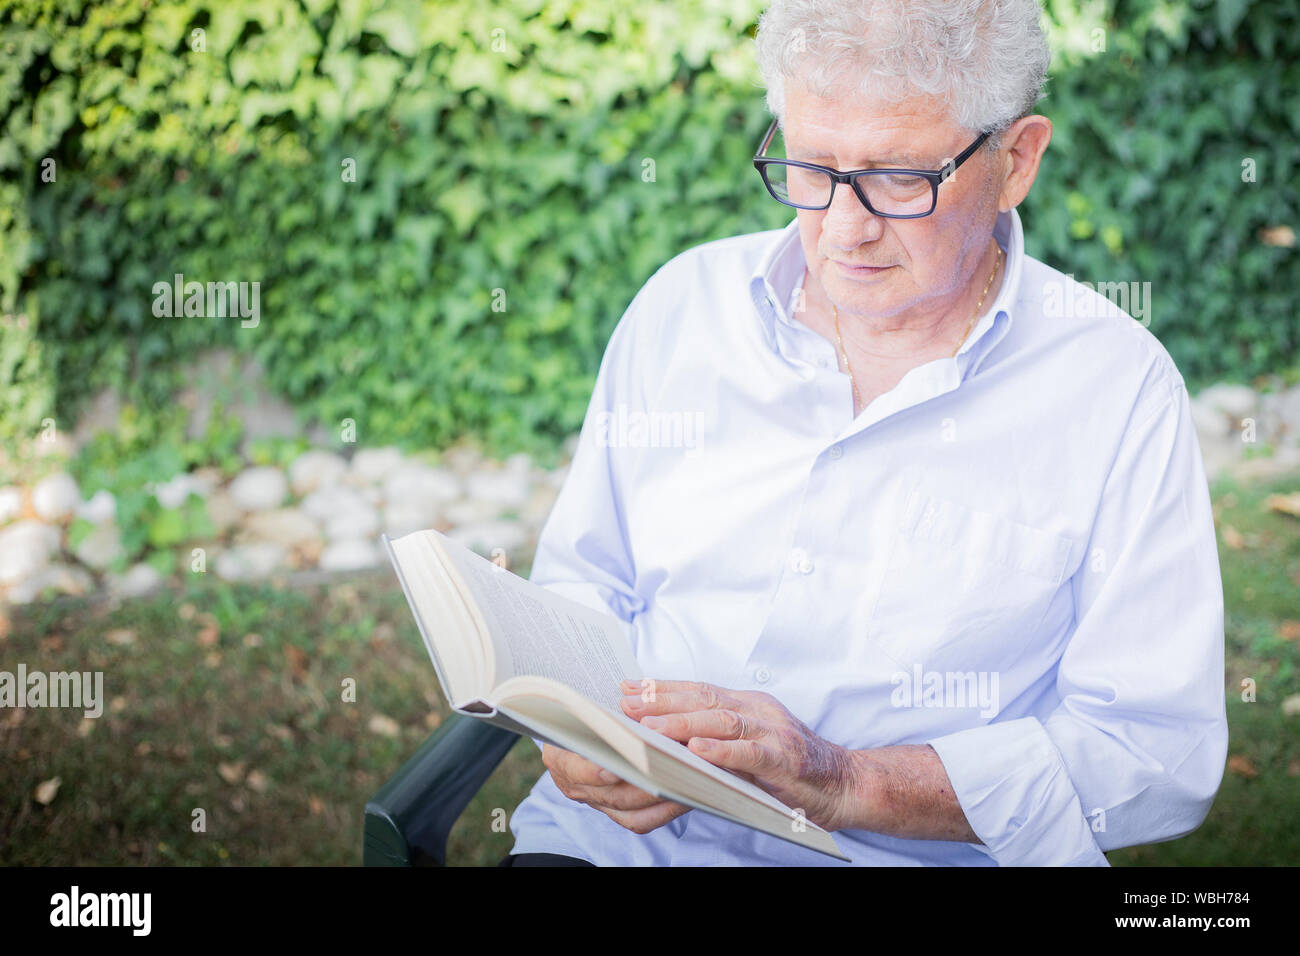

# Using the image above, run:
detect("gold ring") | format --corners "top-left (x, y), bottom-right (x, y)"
top-left (736, 714), bottom-right (747, 740)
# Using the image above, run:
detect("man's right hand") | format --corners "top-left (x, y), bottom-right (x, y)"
top-left (542, 744), bottom-right (690, 834)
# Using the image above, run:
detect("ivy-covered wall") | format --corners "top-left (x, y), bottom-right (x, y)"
top-left (2, 0), bottom-right (1297, 455)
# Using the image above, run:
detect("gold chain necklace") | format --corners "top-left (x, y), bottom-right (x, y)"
top-left (833, 242), bottom-right (1003, 412)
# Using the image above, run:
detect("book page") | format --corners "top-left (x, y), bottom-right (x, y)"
top-left (383, 532), bottom-right (490, 707)
top-left (433, 532), bottom-right (641, 713)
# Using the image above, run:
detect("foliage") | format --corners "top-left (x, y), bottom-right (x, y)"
top-left (1, 0), bottom-right (1296, 456)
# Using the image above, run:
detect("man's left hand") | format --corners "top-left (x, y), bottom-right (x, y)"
top-left (620, 678), bottom-right (857, 832)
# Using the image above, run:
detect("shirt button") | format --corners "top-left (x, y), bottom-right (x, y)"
top-left (754, 666), bottom-right (772, 684)
top-left (790, 548), bottom-right (814, 574)
top-left (828, 444), bottom-right (843, 460)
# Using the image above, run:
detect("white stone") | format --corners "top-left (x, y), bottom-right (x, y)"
top-left (8, 563), bottom-right (94, 604)
top-left (383, 465), bottom-right (461, 507)
top-left (465, 469), bottom-right (531, 509)
top-left (1196, 383), bottom-right (1257, 422)
top-left (151, 473), bottom-right (206, 510)
top-left (1198, 438), bottom-right (1241, 484)
top-left (242, 508), bottom-right (321, 548)
top-left (297, 486), bottom-right (353, 522)
top-left (76, 489), bottom-right (116, 524)
top-left (0, 521), bottom-right (61, 584)
top-left (74, 523), bottom-right (124, 571)
top-left (0, 486), bottom-right (23, 524)
top-left (301, 485), bottom-right (367, 521)
top-left (441, 445), bottom-right (484, 476)
top-left (446, 519), bottom-right (528, 557)
top-left (289, 450), bottom-right (349, 496)
top-left (1258, 384), bottom-right (1300, 446)
top-left (304, 487), bottom-right (380, 541)
top-left (214, 543), bottom-right (288, 582)
top-left (205, 491), bottom-right (242, 534)
top-left (1190, 396), bottom-right (1233, 441)
top-left (228, 466), bottom-right (288, 512)
top-left (32, 472), bottom-right (80, 521)
top-left (520, 485), bottom-right (559, 526)
top-left (325, 505), bottom-right (380, 541)
top-left (442, 498), bottom-right (502, 525)
top-left (190, 468), bottom-right (223, 497)
top-left (319, 538), bottom-right (381, 572)
top-left (108, 562), bottom-right (163, 598)
top-left (1275, 440), bottom-right (1300, 467)
top-left (383, 503), bottom-right (439, 537)
top-left (350, 447), bottom-right (405, 484)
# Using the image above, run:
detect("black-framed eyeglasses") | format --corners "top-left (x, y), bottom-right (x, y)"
top-left (752, 117), bottom-right (990, 219)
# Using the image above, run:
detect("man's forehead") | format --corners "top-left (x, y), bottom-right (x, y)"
top-left (781, 89), bottom-right (956, 166)
top-left (781, 127), bottom-right (933, 167)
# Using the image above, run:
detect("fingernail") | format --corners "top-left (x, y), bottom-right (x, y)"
top-left (599, 770), bottom-right (618, 784)
top-left (622, 694), bottom-right (643, 708)
top-left (642, 716), bottom-right (666, 730)
top-left (693, 738), bottom-right (712, 751)
top-left (621, 679), bottom-right (644, 690)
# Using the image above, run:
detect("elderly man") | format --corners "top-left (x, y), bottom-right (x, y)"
top-left (502, 0), bottom-right (1227, 866)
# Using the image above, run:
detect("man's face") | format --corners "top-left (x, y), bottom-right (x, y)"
top-left (781, 82), bottom-right (1003, 326)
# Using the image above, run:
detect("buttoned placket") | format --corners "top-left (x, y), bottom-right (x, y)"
top-left (739, 271), bottom-right (1012, 694)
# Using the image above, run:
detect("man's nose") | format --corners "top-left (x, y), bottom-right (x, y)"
top-left (822, 179), bottom-right (886, 248)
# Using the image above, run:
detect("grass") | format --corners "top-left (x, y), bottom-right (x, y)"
top-left (0, 569), bottom-right (543, 866)
top-left (2, 474), bottom-right (1297, 866)
top-left (1107, 472), bottom-right (1300, 866)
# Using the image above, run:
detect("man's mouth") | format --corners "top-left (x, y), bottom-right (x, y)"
top-left (834, 260), bottom-right (893, 275)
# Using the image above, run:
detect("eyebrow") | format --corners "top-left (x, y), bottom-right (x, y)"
top-left (794, 149), bottom-right (927, 169)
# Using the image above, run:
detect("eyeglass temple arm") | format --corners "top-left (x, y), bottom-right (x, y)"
top-left (754, 118), bottom-right (779, 161)
top-left (937, 131), bottom-right (991, 183)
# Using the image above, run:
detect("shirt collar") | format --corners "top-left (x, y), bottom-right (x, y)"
top-left (747, 207), bottom-right (1025, 374)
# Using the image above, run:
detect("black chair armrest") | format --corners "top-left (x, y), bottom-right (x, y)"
top-left (363, 714), bottom-right (520, 866)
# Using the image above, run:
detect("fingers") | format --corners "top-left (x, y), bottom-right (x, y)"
top-left (621, 679), bottom-right (729, 709)
top-left (622, 688), bottom-right (737, 721)
top-left (587, 780), bottom-right (672, 812)
top-left (687, 736), bottom-right (776, 776)
top-left (621, 679), bottom-right (716, 697)
top-left (543, 745), bottom-right (664, 811)
top-left (633, 707), bottom-right (750, 744)
top-left (539, 744), bottom-right (693, 835)
top-left (603, 800), bottom-right (691, 835)
top-left (543, 744), bottom-right (618, 786)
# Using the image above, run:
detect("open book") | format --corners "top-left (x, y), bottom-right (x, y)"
top-left (382, 528), bottom-right (847, 861)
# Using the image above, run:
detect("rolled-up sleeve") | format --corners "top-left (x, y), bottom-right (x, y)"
top-left (927, 361), bottom-right (1228, 865)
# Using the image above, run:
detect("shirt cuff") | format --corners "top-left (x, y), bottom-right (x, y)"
top-left (926, 717), bottom-right (1109, 866)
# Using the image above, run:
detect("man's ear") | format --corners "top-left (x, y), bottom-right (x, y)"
top-left (995, 114), bottom-right (1052, 212)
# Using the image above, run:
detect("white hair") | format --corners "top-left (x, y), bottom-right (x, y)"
top-left (754, 0), bottom-right (1051, 145)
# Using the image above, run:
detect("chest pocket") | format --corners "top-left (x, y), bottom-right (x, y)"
top-left (862, 488), bottom-right (1073, 670)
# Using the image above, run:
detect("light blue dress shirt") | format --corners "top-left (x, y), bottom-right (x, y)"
top-left (507, 207), bottom-right (1228, 866)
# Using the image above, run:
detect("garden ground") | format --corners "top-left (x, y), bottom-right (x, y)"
top-left (3, 472), bottom-right (1297, 866)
